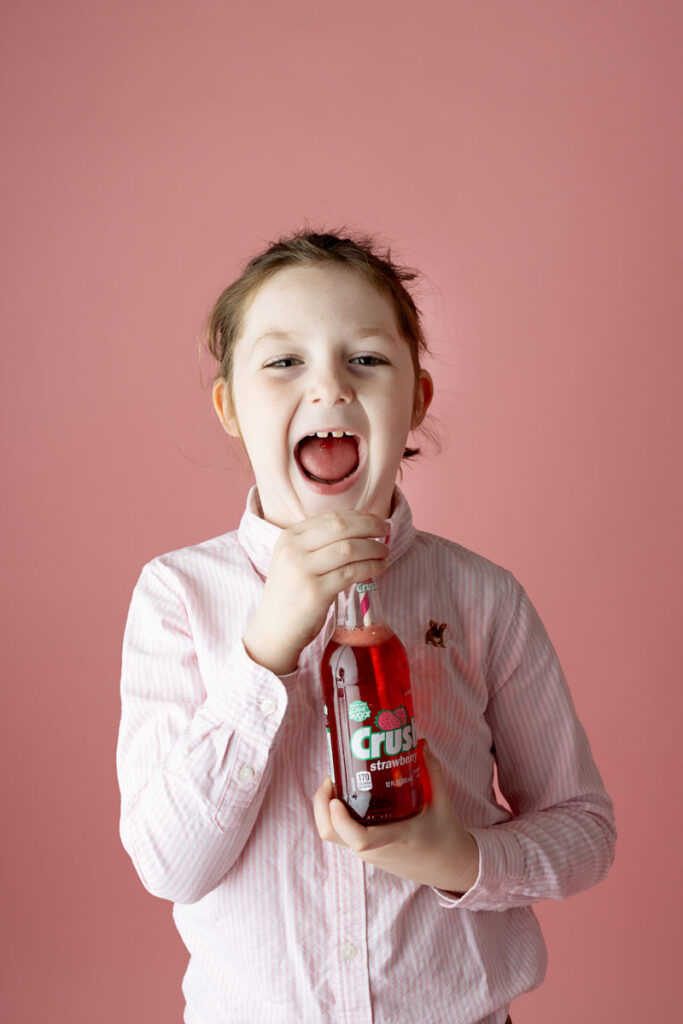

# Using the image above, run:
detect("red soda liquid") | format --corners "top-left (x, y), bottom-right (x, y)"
top-left (321, 622), bottom-right (427, 824)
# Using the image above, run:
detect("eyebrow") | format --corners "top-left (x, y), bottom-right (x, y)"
top-left (253, 327), bottom-right (398, 347)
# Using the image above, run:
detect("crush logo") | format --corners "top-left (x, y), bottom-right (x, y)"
top-left (348, 704), bottom-right (418, 761)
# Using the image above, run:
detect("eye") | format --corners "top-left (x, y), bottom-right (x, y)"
top-left (264, 356), bottom-right (302, 369)
top-left (350, 354), bottom-right (389, 366)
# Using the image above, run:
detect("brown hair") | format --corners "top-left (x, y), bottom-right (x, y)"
top-left (202, 228), bottom-right (433, 459)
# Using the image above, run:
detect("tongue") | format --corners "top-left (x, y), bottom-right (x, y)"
top-left (298, 435), bottom-right (359, 483)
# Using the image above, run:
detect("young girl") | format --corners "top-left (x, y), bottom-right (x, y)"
top-left (117, 230), bottom-right (616, 1024)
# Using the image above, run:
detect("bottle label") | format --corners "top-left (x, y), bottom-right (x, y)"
top-left (355, 581), bottom-right (377, 594)
top-left (348, 705), bottom-right (418, 762)
top-left (348, 699), bottom-right (371, 722)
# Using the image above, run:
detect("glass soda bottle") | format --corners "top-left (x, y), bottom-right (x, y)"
top-left (320, 575), bottom-right (427, 824)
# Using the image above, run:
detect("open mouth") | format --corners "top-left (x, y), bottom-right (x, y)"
top-left (295, 430), bottom-right (361, 486)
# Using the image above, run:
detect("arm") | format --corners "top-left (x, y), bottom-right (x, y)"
top-left (117, 510), bottom-right (391, 906)
top-left (314, 578), bottom-right (616, 911)
top-left (116, 563), bottom-right (295, 905)
top-left (440, 580), bottom-right (617, 911)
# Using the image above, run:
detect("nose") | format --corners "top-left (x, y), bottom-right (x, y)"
top-left (308, 360), bottom-right (354, 406)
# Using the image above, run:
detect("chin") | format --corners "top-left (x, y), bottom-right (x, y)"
top-left (292, 462), bottom-right (396, 519)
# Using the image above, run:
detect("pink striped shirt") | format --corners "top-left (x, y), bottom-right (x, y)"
top-left (116, 486), bottom-right (616, 1024)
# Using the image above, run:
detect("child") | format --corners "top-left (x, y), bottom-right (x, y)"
top-left (117, 230), bottom-right (616, 1024)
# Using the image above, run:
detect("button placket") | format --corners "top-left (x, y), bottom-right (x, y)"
top-left (331, 848), bottom-right (372, 1017)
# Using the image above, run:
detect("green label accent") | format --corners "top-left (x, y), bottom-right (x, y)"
top-left (348, 700), bottom-right (371, 722)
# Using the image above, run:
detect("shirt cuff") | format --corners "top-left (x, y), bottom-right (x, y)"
top-left (203, 637), bottom-right (300, 727)
top-left (432, 825), bottom-right (526, 910)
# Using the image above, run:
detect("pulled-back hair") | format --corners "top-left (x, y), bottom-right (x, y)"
top-left (202, 228), bottom-right (433, 459)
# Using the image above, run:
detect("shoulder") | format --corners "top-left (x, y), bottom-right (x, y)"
top-left (411, 528), bottom-right (519, 597)
top-left (406, 529), bottom-right (526, 653)
top-left (134, 528), bottom-right (247, 598)
top-left (406, 531), bottom-right (538, 680)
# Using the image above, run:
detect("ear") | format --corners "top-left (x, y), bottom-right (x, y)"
top-left (411, 369), bottom-right (434, 430)
top-left (212, 378), bottom-right (241, 438)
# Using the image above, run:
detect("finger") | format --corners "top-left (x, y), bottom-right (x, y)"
top-left (328, 799), bottom-right (377, 853)
top-left (421, 740), bottom-right (440, 774)
top-left (307, 537), bottom-right (390, 577)
top-left (307, 561), bottom-right (389, 611)
top-left (420, 742), bottom-right (463, 821)
top-left (420, 740), bottom-right (443, 806)
top-left (289, 511), bottom-right (390, 550)
top-left (313, 777), bottom-right (347, 846)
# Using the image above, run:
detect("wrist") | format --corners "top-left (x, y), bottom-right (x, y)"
top-left (242, 626), bottom-right (300, 677)
top-left (440, 833), bottom-right (480, 896)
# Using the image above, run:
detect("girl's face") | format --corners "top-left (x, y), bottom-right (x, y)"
top-left (213, 264), bottom-right (433, 528)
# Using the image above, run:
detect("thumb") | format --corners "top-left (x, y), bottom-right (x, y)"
top-left (420, 739), bottom-right (447, 806)
top-left (421, 739), bottom-right (442, 774)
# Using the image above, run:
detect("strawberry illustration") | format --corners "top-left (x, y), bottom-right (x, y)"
top-left (376, 709), bottom-right (402, 731)
top-left (394, 705), bottom-right (408, 726)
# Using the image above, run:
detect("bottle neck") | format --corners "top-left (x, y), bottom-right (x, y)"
top-left (337, 578), bottom-right (387, 630)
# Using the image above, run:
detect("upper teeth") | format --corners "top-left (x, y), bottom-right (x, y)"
top-left (314, 431), bottom-right (351, 438)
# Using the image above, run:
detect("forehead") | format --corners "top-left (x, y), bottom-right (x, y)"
top-left (239, 264), bottom-right (400, 338)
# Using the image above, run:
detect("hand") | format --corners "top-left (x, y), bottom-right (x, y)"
top-left (313, 744), bottom-right (480, 895)
top-left (243, 510), bottom-right (390, 676)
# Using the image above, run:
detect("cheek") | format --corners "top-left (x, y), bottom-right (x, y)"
top-left (370, 400), bottom-right (415, 465)
top-left (234, 395), bottom-right (291, 461)
top-left (388, 384), bottom-right (417, 435)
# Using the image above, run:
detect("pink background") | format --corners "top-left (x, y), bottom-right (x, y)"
top-left (2, 1), bottom-right (681, 1020)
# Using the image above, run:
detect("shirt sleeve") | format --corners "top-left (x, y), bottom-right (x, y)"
top-left (436, 577), bottom-right (616, 912)
top-left (116, 562), bottom-right (297, 905)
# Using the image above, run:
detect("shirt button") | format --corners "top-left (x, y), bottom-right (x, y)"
top-left (341, 943), bottom-right (358, 962)
top-left (259, 698), bottom-right (277, 717)
top-left (238, 765), bottom-right (255, 782)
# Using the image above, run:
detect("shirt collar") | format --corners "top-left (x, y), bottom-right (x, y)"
top-left (237, 485), bottom-right (416, 578)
